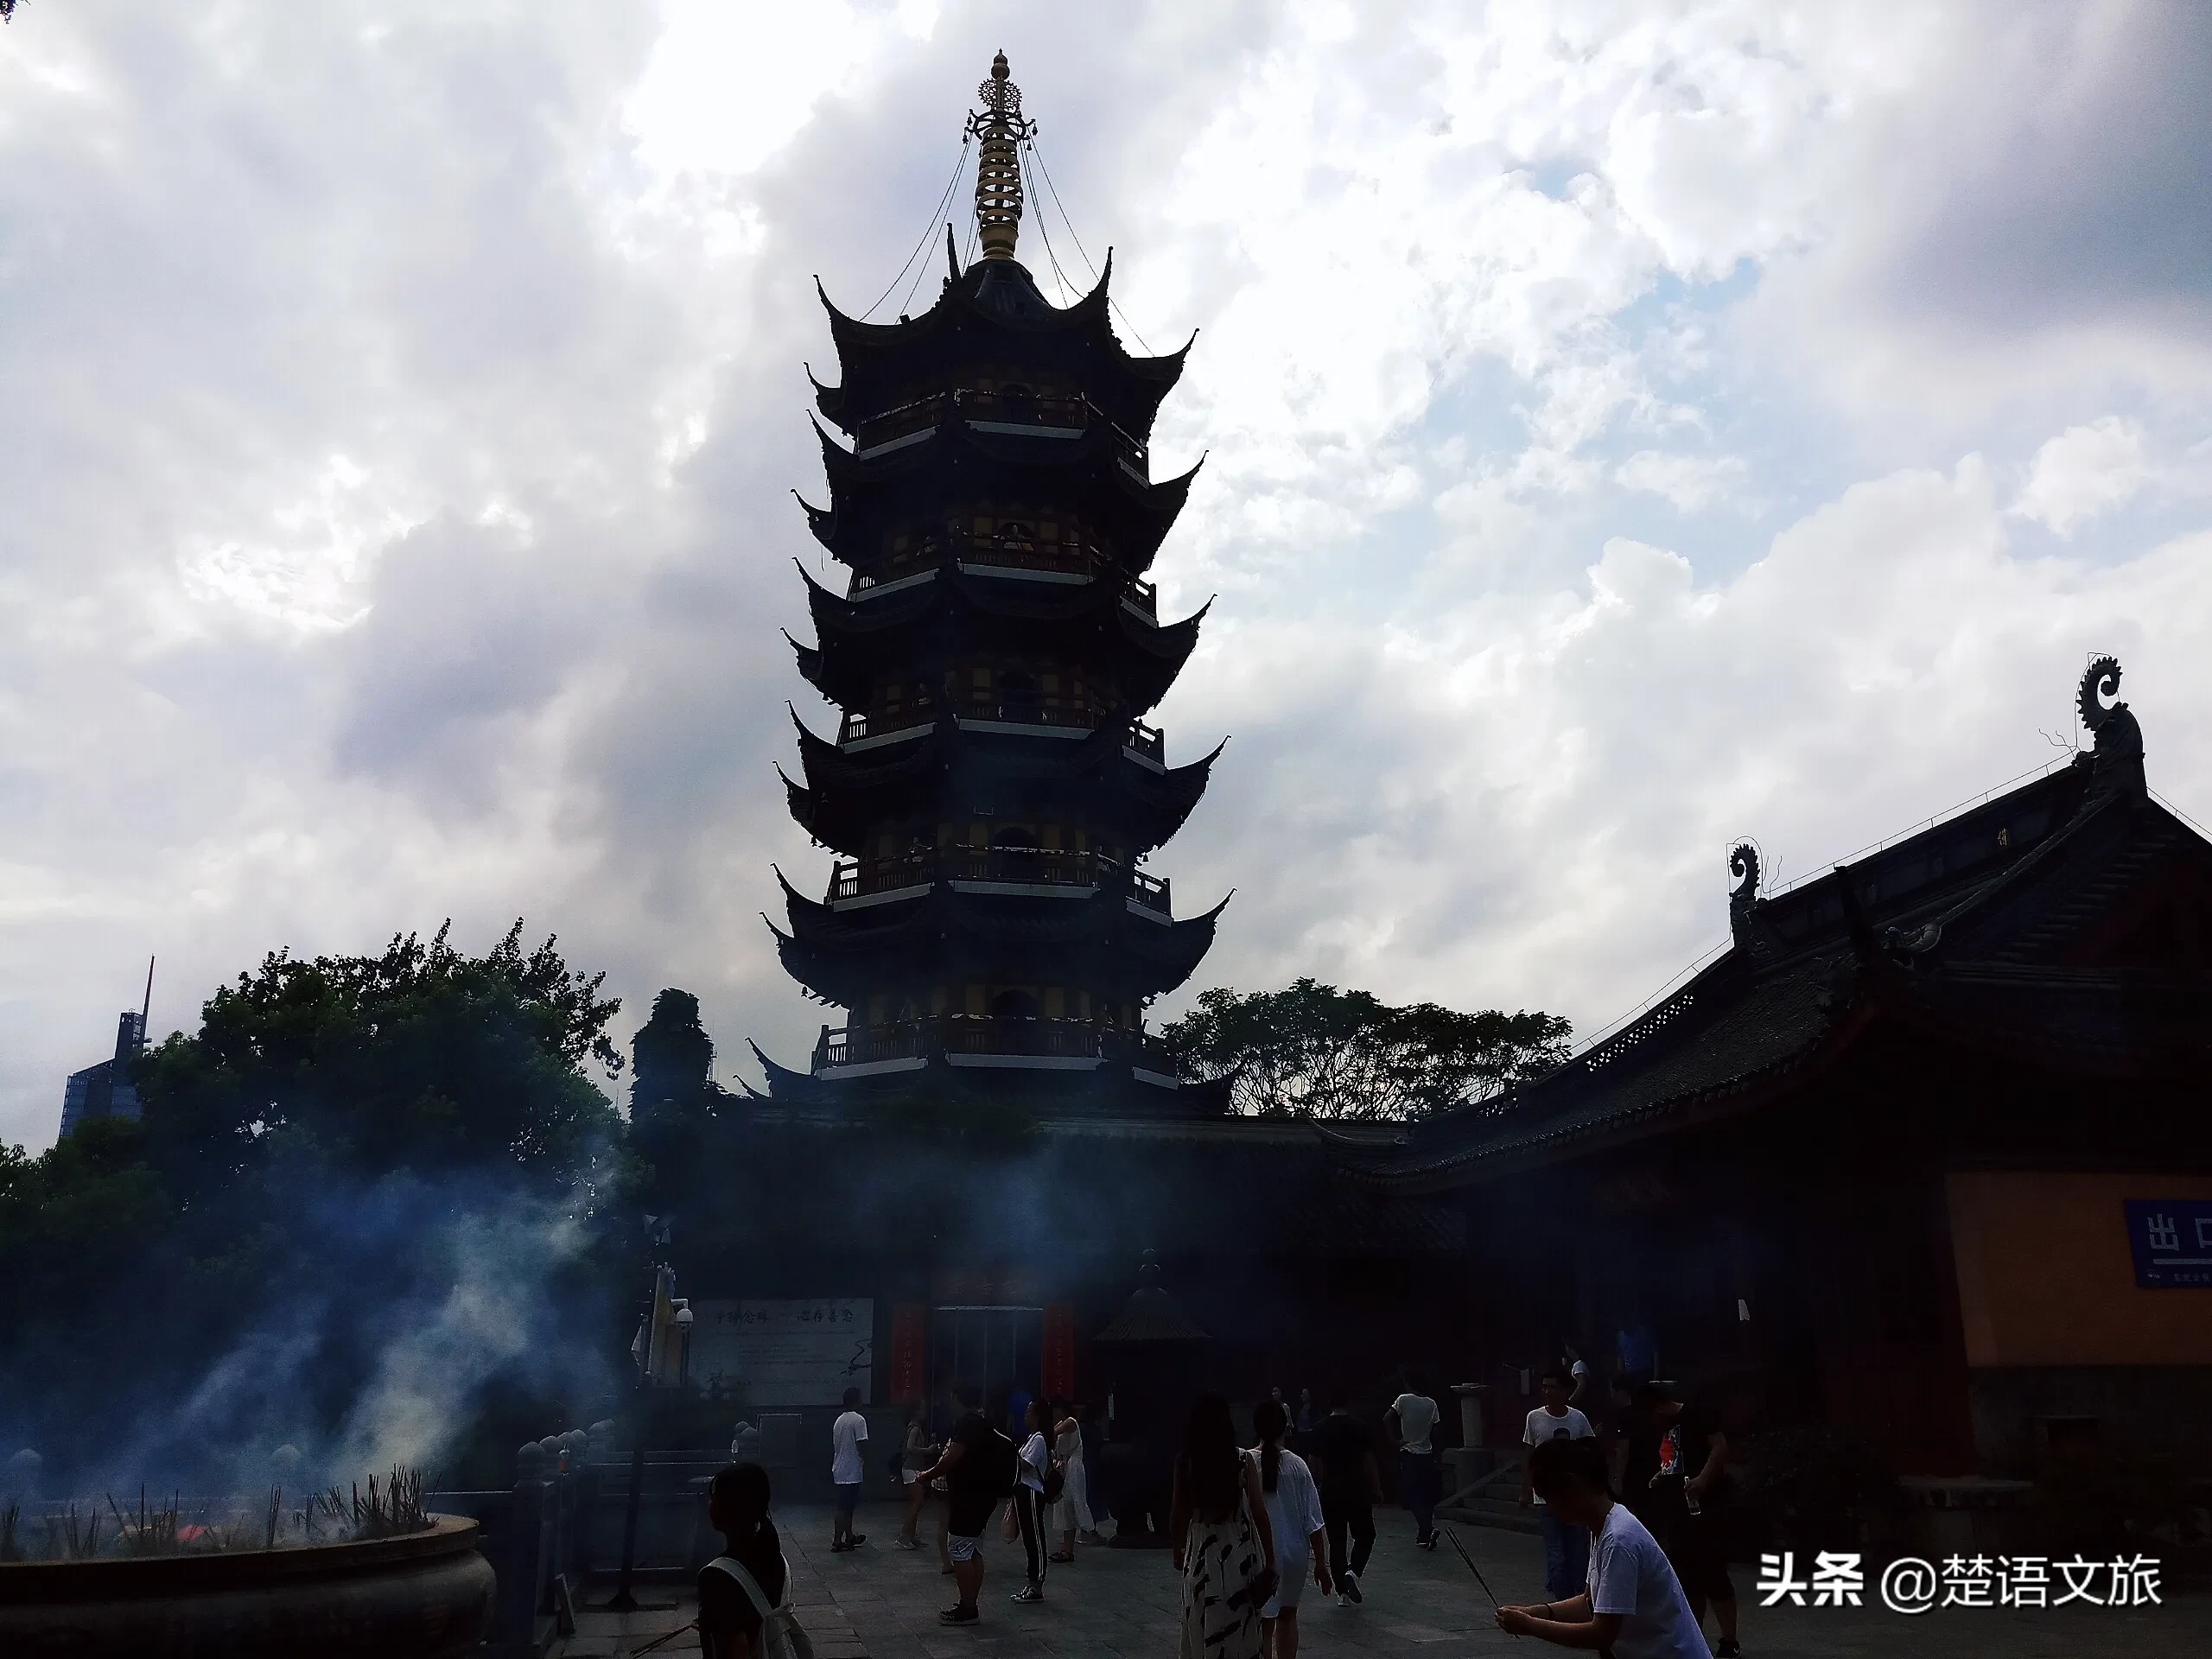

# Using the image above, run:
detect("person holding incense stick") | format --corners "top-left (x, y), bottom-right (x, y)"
top-left (1495, 1438), bottom-right (1706, 1656)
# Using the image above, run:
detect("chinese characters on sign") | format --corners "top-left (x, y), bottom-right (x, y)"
top-left (2125, 1198), bottom-right (2212, 1287)
top-left (1758, 1553), bottom-right (2162, 1614)
top-left (688, 1298), bottom-right (874, 1407)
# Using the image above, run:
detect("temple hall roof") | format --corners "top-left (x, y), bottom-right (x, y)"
top-left (1333, 664), bottom-right (2212, 1195)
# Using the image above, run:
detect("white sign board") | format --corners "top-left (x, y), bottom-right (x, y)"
top-left (690, 1299), bottom-right (874, 1407)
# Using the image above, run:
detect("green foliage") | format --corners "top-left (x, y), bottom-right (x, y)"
top-left (1162, 978), bottom-right (1571, 1120)
top-left (0, 1120), bottom-right (175, 1314)
top-left (0, 922), bottom-right (627, 1482)
top-left (139, 920), bottom-right (623, 1195)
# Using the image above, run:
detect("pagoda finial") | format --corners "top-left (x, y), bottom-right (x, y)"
top-left (968, 51), bottom-right (1033, 261)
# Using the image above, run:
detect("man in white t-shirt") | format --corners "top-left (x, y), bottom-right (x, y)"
top-left (1384, 1382), bottom-right (1442, 1550)
top-left (1518, 1365), bottom-right (1599, 1602)
top-left (830, 1386), bottom-right (869, 1552)
top-left (1497, 1437), bottom-right (1707, 1658)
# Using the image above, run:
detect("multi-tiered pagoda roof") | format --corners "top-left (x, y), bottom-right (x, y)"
top-left (753, 54), bottom-right (1227, 1116)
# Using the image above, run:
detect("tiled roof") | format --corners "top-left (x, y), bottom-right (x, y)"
top-left (1336, 746), bottom-right (2212, 1193)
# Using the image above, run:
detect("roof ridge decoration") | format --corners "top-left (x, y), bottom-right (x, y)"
top-left (969, 52), bottom-right (1034, 262)
top-left (2077, 654), bottom-right (2146, 800)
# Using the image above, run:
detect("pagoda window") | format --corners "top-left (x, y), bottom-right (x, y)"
top-left (964, 984), bottom-right (987, 1017)
top-left (1039, 824), bottom-right (1062, 851)
top-left (868, 994), bottom-right (890, 1026)
top-left (998, 669), bottom-right (1042, 721)
top-left (1043, 987), bottom-right (1065, 1019)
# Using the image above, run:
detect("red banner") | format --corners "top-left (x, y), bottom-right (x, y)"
top-left (890, 1303), bottom-right (926, 1403)
top-left (1042, 1303), bottom-right (1076, 1400)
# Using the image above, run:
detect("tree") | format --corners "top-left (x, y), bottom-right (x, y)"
top-left (138, 919), bottom-right (624, 1197)
top-left (0, 922), bottom-right (629, 1485)
top-left (1163, 978), bottom-right (1571, 1120)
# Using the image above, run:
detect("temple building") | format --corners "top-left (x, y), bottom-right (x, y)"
top-left (755, 51), bottom-right (1226, 1120)
top-left (1337, 658), bottom-right (2212, 1482)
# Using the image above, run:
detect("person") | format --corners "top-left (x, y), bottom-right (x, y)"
top-left (829, 1386), bottom-right (868, 1552)
top-left (895, 1402), bottom-right (935, 1551)
top-left (1172, 1392), bottom-right (1277, 1659)
top-left (1004, 1396), bottom-right (1050, 1602)
top-left (1385, 1376), bottom-right (1442, 1550)
top-left (1047, 1398), bottom-right (1093, 1561)
top-left (1616, 1324), bottom-right (1656, 1389)
top-left (1294, 1389), bottom-right (1325, 1442)
top-left (917, 1386), bottom-right (1004, 1625)
top-left (1564, 1344), bottom-right (1592, 1408)
top-left (1076, 1401), bottom-right (1109, 1541)
top-left (1305, 1387), bottom-right (1379, 1606)
top-left (1630, 1382), bottom-right (1741, 1657)
top-left (1496, 1437), bottom-right (1708, 1656)
top-left (698, 1461), bottom-right (791, 1659)
top-left (1253, 1399), bottom-right (1329, 1659)
top-left (1518, 1365), bottom-right (1599, 1604)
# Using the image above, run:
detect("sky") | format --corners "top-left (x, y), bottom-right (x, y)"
top-left (2, 0), bottom-right (2209, 1150)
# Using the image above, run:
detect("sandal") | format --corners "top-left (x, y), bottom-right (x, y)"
top-left (1049, 1551), bottom-right (1076, 1562)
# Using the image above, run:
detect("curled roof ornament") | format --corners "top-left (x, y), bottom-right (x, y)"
top-left (2077, 655), bottom-right (2125, 733)
top-left (1727, 842), bottom-right (1760, 903)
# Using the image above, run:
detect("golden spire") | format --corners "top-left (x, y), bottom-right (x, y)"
top-left (968, 51), bottom-right (1033, 261)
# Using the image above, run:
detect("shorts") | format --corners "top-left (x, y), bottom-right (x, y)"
top-left (1263, 1572), bottom-right (1306, 1618)
top-left (835, 1482), bottom-right (861, 1517)
top-left (946, 1490), bottom-right (997, 1554)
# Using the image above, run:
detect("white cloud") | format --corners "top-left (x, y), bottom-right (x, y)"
top-left (2012, 415), bottom-right (2151, 534)
top-left (1, 1), bottom-right (2209, 1147)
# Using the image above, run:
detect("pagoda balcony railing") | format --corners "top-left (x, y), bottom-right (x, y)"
top-left (951, 689), bottom-right (1112, 733)
top-left (854, 388), bottom-right (1149, 468)
top-left (829, 848), bottom-right (1171, 914)
top-left (838, 700), bottom-right (1162, 753)
top-left (851, 529), bottom-right (1157, 615)
top-left (813, 1016), bottom-right (1174, 1074)
top-left (838, 701), bottom-right (937, 746)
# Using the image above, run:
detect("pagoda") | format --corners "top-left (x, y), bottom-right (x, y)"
top-left (753, 54), bottom-right (1226, 1115)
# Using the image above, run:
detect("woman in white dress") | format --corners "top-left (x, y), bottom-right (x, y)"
top-left (1047, 1399), bottom-right (1092, 1560)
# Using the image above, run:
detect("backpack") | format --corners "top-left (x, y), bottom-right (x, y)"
top-left (706, 1554), bottom-right (814, 1659)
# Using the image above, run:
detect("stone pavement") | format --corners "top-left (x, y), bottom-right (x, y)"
top-left (553, 1502), bottom-right (2210, 1659)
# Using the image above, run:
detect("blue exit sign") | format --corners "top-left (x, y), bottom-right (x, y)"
top-left (2126, 1199), bottom-right (2212, 1288)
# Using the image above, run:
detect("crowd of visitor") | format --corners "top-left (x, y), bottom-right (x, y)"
top-left (694, 1352), bottom-right (1731, 1658)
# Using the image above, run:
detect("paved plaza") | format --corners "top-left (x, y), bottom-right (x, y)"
top-left (552, 1501), bottom-right (2209, 1659)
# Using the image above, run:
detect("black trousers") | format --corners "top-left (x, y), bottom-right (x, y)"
top-left (1322, 1494), bottom-right (1375, 1580)
top-left (1013, 1487), bottom-right (1046, 1586)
